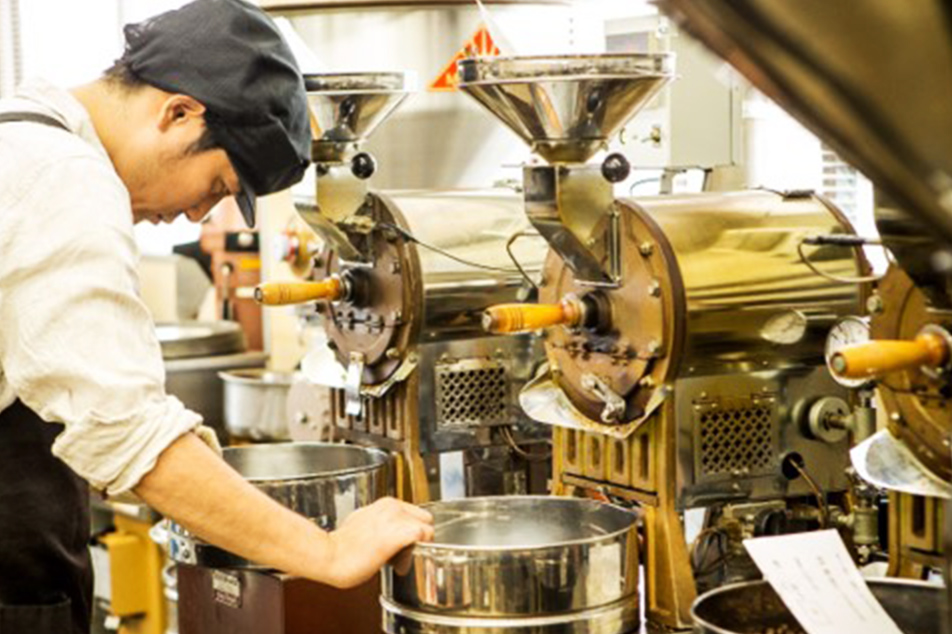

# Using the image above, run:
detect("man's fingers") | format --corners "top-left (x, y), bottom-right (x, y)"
top-left (392, 519), bottom-right (433, 548)
top-left (400, 502), bottom-right (434, 524)
top-left (390, 545), bottom-right (415, 576)
top-left (412, 521), bottom-right (434, 544)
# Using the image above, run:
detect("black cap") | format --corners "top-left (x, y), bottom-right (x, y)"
top-left (121, 0), bottom-right (312, 227)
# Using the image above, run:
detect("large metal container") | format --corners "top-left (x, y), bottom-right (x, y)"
top-left (692, 579), bottom-right (944, 634)
top-left (158, 321), bottom-right (268, 443)
top-left (219, 369), bottom-right (298, 441)
top-left (168, 443), bottom-right (391, 568)
top-left (312, 187), bottom-right (551, 453)
top-left (532, 189), bottom-right (863, 427)
top-left (318, 189), bottom-right (548, 355)
top-left (653, 0), bottom-right (952, 490)
top-left (382, 496), bottom-right (640, 633)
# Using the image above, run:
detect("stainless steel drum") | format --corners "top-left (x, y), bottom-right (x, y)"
top-left (156, 321), bottom-right (247, 360)
top-left (382, 496), bottom-right (640, 634)
top-left (168, 443), bottom-right (391, 568)
top-left (692, 579), bottom-right (944, 634)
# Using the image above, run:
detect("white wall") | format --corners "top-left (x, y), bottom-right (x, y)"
top-left (743, 90), bottom-right (823, 192)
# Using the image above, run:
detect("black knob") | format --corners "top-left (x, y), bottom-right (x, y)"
top-left (351, 152), bottom-right (377, 180)
top-left (601, 153), bottom-right (631, 183)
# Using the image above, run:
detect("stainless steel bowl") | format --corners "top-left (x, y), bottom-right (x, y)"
top-left (168, 443), bottom-right (391, 568)
top-left (219, 369), bottom-right (298, 441)
top-left (157, 320), bottom-right (266, 444)
top-left (382, 496), bottom-right (639, 633)
top-left (692, 579), bottom-right (944, 634)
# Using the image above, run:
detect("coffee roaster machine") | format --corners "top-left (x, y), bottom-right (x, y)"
top-left (647, 0), bottom-right (952, 631)
top-left (257, 71), bottom-right (553, 503)
top-left (447, 54), bottom-right (881, 629)
top-left (247, 50), bottom-right (893, 632)
top-left (171, 1), bottom-right (952, 631)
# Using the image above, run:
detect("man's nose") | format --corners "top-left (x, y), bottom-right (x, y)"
top-left (185, 202), bottom-right (213, 223)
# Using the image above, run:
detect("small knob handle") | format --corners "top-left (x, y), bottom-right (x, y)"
top-left (350, 152), bottom-right (377, 180)
top-left (601, 153), bottom-right (631, 183)
top-left (482, 299), bottom-right (583, 334)
top-left (254, 278), bottom-right (344, 306)
top-left (831, 332), bottom-right (950, 379)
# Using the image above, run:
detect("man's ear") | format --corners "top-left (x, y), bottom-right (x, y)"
top-left (157, 94), bottom-right (206, 132)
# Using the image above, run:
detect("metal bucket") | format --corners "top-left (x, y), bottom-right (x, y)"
top-left (692, 579), bottom-right (944, 634)
top-left (219, 369), bottom-right (298, 441)
top-left (168, 443), bottom-right (391, 568)
top-left (158, 321), bottom-right (267, 444)
top-left (382, 496), bottom-right (640, 633)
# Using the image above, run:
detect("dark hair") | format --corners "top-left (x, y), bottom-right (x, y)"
top-left (103, 58), bottom-right (149, 90)
top-left (103, 57), bottom-right (222, 155)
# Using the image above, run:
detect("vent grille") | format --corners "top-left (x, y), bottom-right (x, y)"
top-left (435, 360), bottom-right (510, 427)
top-left (697, 402), bottom-right (775, 479)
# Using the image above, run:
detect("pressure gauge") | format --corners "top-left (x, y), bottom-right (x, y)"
top-left (761, 310), bottom-right (808, 345)
top-left (825, 316), bottom-right (872, 387)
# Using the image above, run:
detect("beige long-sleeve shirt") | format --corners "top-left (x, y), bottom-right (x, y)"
top-left (0, 80), bottom-right (205, 495)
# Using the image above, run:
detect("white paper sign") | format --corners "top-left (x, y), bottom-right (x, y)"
top-left (744, 530), bottom-right (903, 634)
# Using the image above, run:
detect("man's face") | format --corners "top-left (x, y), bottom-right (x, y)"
top-left (126, 94), bottom-right (242, 225)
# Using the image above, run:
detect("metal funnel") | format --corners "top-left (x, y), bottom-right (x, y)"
top-left (458, 55), bottom-right (673, 164)
top-left (305, 72), bottom-right (414, 162)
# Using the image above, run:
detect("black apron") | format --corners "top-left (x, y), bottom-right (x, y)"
top-left (0, 112), bottom-right (93, 634)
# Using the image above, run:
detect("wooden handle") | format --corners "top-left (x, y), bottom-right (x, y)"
top-left (482, 300), bottom-right (582, 334)
top-left (254, 279), bottom-right (344, 306)
top-left (831, 332), bottom-right (950, 379)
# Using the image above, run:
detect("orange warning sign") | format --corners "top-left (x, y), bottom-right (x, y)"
top-left (429, 24), bottom-right (501, 92)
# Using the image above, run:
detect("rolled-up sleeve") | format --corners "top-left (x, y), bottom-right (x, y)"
top-left (0, 154), bottom-right (203, 495)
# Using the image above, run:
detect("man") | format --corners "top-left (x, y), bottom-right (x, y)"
top-left (0, 1), bottom-right (433, 632)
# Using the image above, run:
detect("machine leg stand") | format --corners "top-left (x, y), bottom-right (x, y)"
top-left (394, 450), bottom-right (430, 504)
top-left (643, 504), bottom-right (696, 630)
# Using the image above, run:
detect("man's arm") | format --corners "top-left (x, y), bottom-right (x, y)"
top-left (135, 433), bottom-right (433, 588)
top-left (0, 158), bottom-right (432, 585)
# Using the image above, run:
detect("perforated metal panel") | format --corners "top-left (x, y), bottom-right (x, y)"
top-left (435, 358), bottom-right (510, 427)
top-left (695, 399), bottom-right (777, 480)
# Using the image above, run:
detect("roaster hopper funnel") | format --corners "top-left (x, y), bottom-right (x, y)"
top-left (305, 72), bottom-right (414, 162)
top-left (458, 55), bottom-right (673, 164)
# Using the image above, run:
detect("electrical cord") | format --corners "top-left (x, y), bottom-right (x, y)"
top-left (628, 177), bottom-right (661, 196)
top-left (378, 222), bottom-right (527, 275)
top-left (500, 425), bottom-right (552, 462)
top-left (690, 527), bottom-right (731, 578)
top-left (797, 235), bottom-right (887, 284)
top-left (505, 230), bottom-right (540, 290)
top-left (791, 459), bottom-right (829, 528)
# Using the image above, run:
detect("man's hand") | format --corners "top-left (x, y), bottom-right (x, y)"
top-left (322, 497), bottom-right (434, 588)
top-left (135, 434), bottom-right (434, 587)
